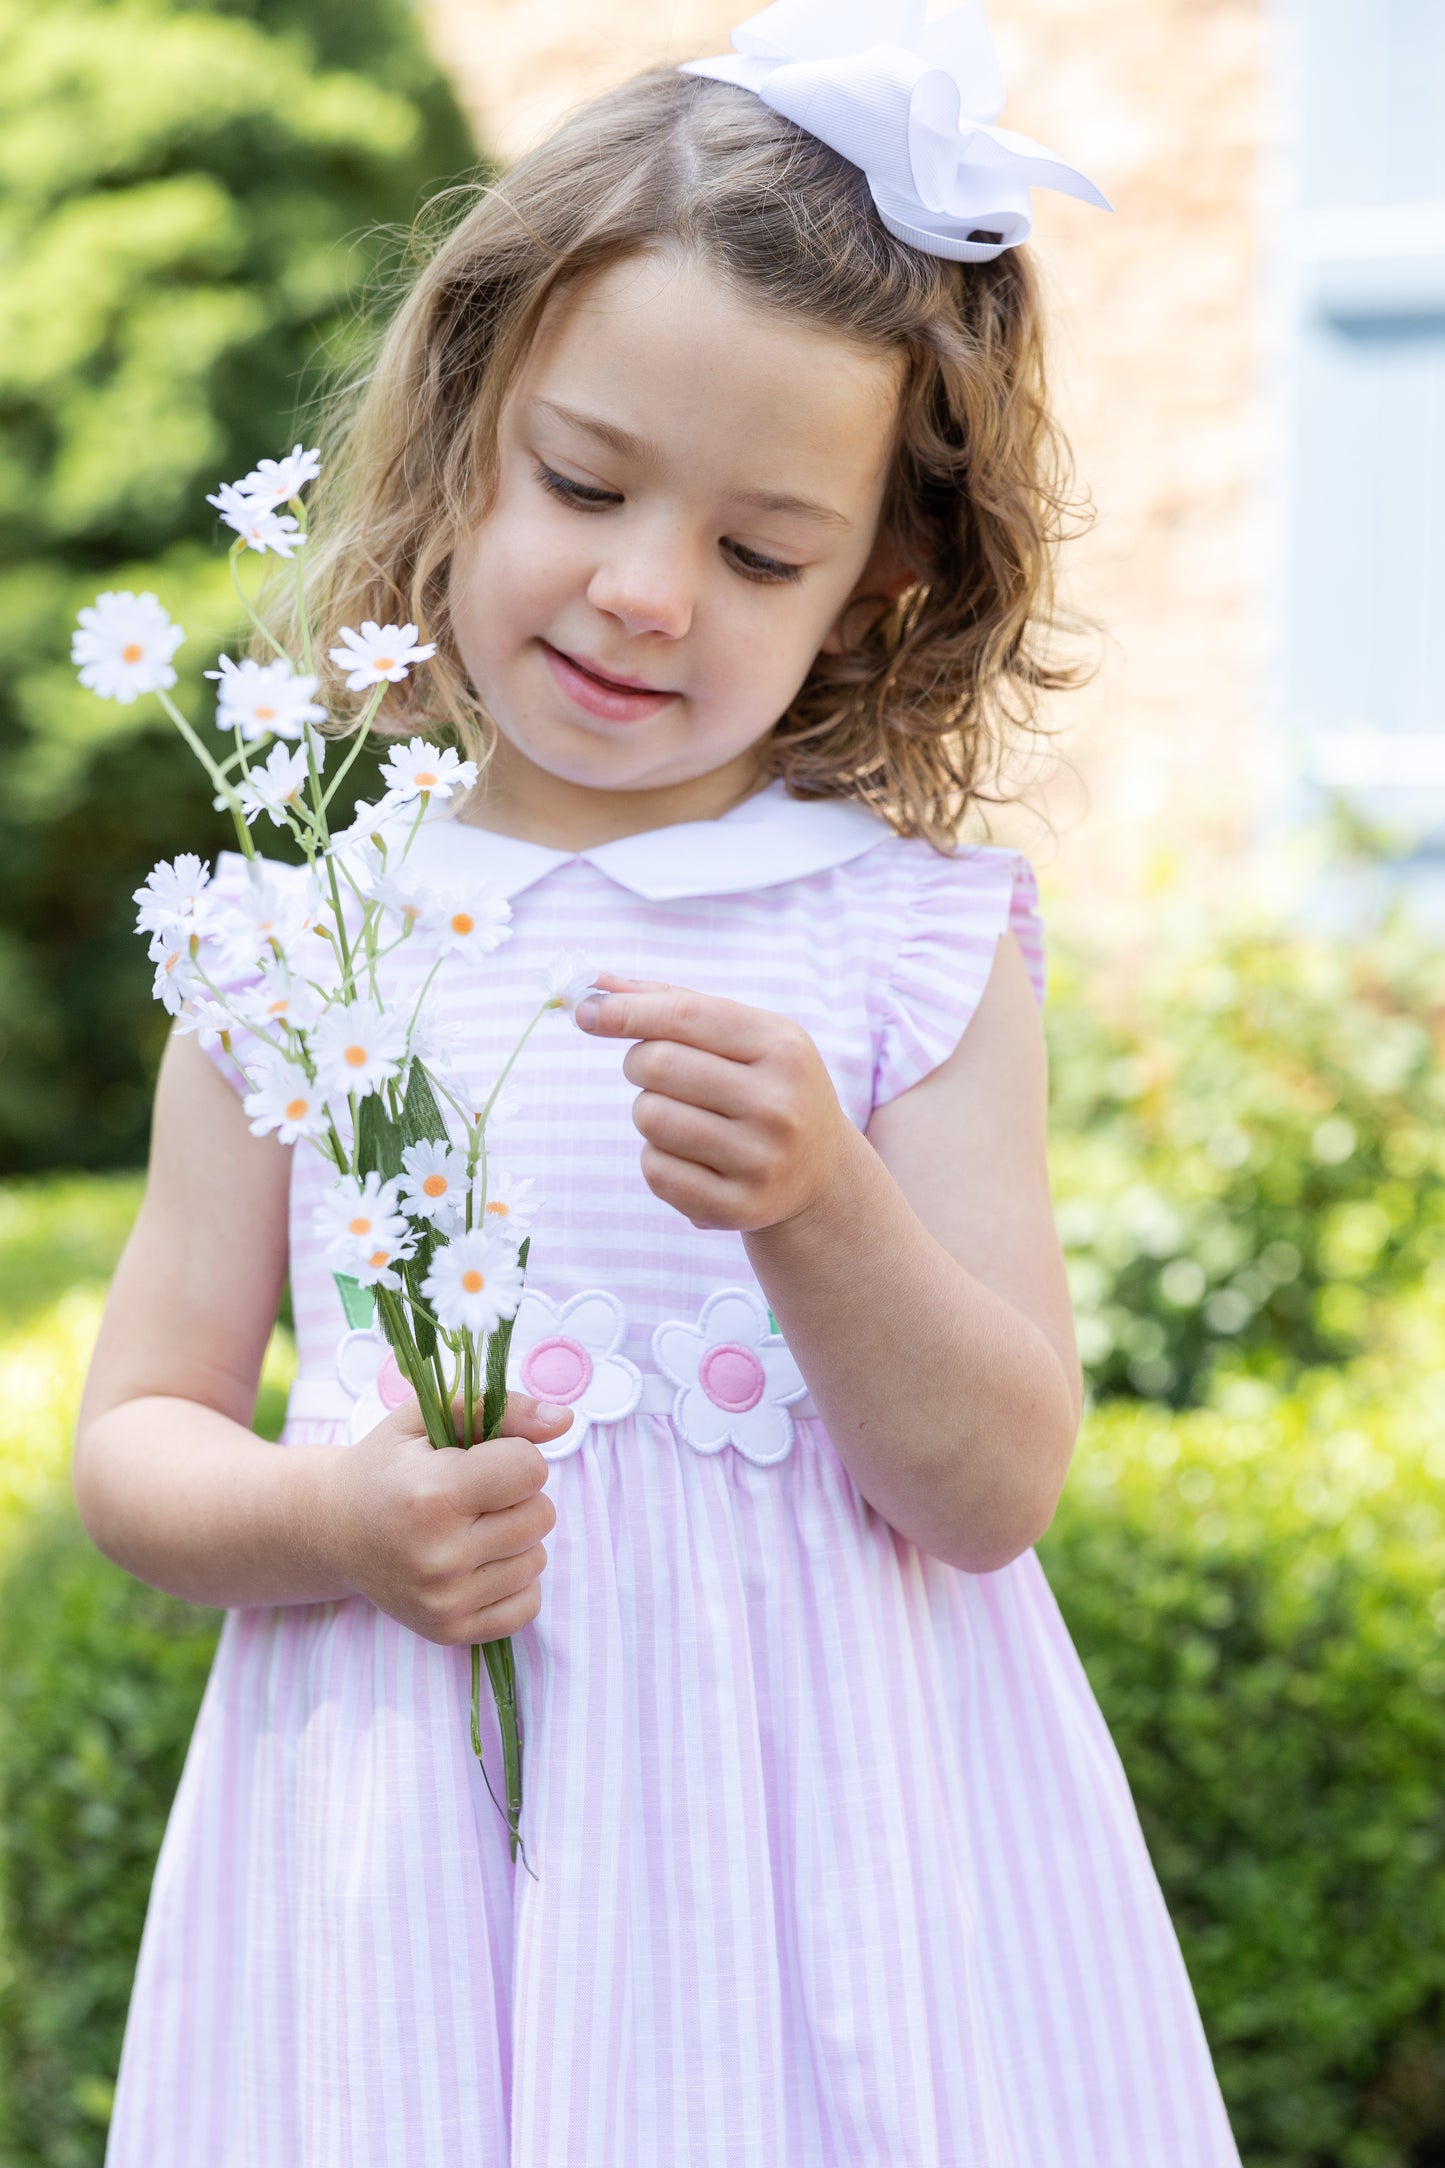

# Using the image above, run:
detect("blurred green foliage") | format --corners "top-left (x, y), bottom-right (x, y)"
top-left (1050, 917), bottom-right (1445, 1405)
top-left (0, 0), bottom-right (476, 1174)
top-left (0, 1176), bottom-right (290, 2166)
top-left (1041, 1364), bottom-right (1445, 2166)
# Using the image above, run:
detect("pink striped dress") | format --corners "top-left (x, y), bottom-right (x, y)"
top-left (108, 781), bottom-right (1240, 2167)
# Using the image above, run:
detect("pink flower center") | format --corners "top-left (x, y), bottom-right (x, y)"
top-left (698, 1342), bottom-right (766, 1414)
top-left (377, 1353), bottom-right (413, 1410)
top-left (520, 1336), bottom-right (593, 1405)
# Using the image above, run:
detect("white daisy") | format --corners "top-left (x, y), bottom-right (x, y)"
top-left (147, 925), bottom-right (202, 1016)
top-left (230, 443), bottom-right (322, 509)
top-left (397, 1139), bottom-right (469, 1226)
top-left (329, 795), bottom-right (400, 859)
top-left (203, 869), bottom-right (322, 978)
top-left (235, 742), bottom-right (314, 827)
top-left (206, 481), bottom-right (306, 557)
top-left (241, 955), bottom-right (325, 1036)
top-left (418, 881), bottom-right (512, 961)
top-left (376, 738), bottom-right (477, 803)
top-left (73, 591), bottom-right (185, 705)
top-left (369, 862), bottom-right (432, 934)
top-left (243, 1054), bottom-right (331, 1144)
top-left (421, 1228), bottom-right (524, 1337)
top-left (207, 654), bottom-right (326, 742)
top-left (328, 622), bottom-right (437, 692)
top-left (313, 1173), bottom-right (415, 1288)
top-left (309, 999), bottom-right (408, 1098)
top-left (133, 853), bottom-right (210, 935)
top-left (540, 948), bottom-right (599, 1012)
top-left (172, 995), bottom-right (236, 1050)
top-left (482, 1076), bottom-right (522, 1130)
top-left (477, 1171), bottom-right (540, 1245)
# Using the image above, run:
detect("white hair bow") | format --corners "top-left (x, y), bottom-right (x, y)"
top-left (681, 0), bottom-right (1110, 262)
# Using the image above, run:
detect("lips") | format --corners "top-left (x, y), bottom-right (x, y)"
top-left (540, 641), bottom-right (678, 724)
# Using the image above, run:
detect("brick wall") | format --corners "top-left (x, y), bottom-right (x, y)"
top-left (420, 0), bottom-right (1272, 915)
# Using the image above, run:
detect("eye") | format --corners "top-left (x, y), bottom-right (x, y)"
top-left (534, 461), bottom-right (620, 510)
top-left (724, 540), bottom-right (804, 586)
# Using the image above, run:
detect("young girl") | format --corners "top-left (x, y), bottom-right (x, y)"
top-left (78, 9), bottom-right (1242, 2162)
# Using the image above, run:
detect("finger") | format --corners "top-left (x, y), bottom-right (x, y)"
top-left (593, 971), bottom-right (672, 993)
top-left (574, 985), bottom-right (772, 1058)
top-left (497, 1391), bottom-right (575, 1445)
top-left (442, 1432), bottom-right (554, 1514)
top-left (631, 1091), bottom-right (760, 1177)
top-left (638, 1141), bottom-right (740, 1229)
top-left (620, 1037), bottom-right (754, 1116)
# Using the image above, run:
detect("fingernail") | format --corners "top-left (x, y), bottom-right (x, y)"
top-left (537, 1403), bottom-right (572, 1426)
top-left (573, 997), bottom-right (600, 1030)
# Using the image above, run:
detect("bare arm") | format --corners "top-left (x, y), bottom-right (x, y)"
top-left (74, 1030), bottom-right (563, 1636)
top-left (578, 936), bottom-right (1081, 1573)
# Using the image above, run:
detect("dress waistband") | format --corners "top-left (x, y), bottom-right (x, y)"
top-left (284, 1374), bottom-right (819, 1424)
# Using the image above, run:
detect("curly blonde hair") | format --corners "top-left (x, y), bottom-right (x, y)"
top-left (290, 68), bottom-right (1089, 846)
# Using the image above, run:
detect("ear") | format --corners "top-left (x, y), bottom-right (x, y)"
top-left (818, 531), bottom-right (922, 656)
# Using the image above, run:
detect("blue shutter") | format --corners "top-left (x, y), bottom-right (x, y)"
top-left (1285, 1), bottom-right (1445, 804)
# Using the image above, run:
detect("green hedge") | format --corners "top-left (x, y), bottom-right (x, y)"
top-left (2, 1341), bottom-right (1444, 2163)
top-left (1049, 915), bottom-right (1445, 1405)
top-left (1040, 1362), bottom-right (1445, 2165)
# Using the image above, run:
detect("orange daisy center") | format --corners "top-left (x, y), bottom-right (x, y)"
top-left (449, 912), bottom-right (474, 936)
top-left (460, 1269), bottom-right (485, 1294)
top-left (343, 1043), bottom-right (367, 1067)
top-left (284, 1097), bottom-right (308, 1121)
top-left (121, 641), bottom-right (144, 663)
top-left (422, 1173), bottom-right (448, 1198)
top-left (348, 1215), bottom-right (372, 1237)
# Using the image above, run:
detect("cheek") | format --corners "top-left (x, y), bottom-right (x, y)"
top-left (451, 493), bottom-right (579, 658)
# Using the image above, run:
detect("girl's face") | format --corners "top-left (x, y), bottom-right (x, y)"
top-left (448, 251), bottom-right (905, 822)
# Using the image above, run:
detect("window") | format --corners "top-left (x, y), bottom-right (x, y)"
top-left (1284, 1), bottom-right (1445, 812)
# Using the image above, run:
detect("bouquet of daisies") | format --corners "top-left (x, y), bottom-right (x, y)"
top-left (73, 446), bottom-right (587, 1865)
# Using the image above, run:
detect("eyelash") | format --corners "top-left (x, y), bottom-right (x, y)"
top-left (532, 461), bottom-right (804, 587)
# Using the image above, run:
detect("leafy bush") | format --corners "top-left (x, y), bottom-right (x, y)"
top-left (0, 0), bottom-right (476, 1173)
top-left (0, 1511), bottom-right (222, 2167)
top-left (1041, 1362), bottom-right (1445, 2167)
top-left (0, 1176), bottom-right (292, 2165)
top-left (1048, 918), bottom-right (1445, 1404)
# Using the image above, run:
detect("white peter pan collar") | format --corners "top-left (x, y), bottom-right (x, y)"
top-left (403, 780), bottom-right (891, 903)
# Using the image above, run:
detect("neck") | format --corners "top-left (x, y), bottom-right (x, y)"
top-left (455, 739), bottom-right (771, 851)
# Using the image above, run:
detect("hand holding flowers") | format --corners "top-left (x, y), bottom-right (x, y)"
top-left (70, 445), bottom-right (590, 1866)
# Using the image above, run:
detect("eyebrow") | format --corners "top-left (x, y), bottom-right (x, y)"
top-left (533, 398), bottom-right (853, 529)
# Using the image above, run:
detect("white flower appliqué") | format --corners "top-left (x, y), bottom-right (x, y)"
top-left (506, 1289), bottom-right (642, 1461)
top-left (652, 1288), bottom-right (807, 1466)
top-left (334, 1325), bottom-right (416, 1445)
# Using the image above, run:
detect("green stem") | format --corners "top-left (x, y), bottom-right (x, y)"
top-left (321, 682), bottom-right (388, 812)
top-left (228, 542), bottom-right (289, 662)
top-left (156, 691), bottom-right (252, 857)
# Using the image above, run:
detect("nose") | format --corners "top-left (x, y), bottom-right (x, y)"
top-left (586, 526), bottom-right (694, 642)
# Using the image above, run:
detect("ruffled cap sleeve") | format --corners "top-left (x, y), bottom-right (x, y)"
top-left (872, 844), bottom-right (1045, 1108)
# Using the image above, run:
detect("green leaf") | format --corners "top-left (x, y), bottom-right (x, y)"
top-left (482, 1234), bottom-right (529, 1441)
top-left (332, 1272), bottom-right (373, 1330)
top-left (401, 1059), bottom-right (449, 1148)
top-left (402, 1228), bottom-right (436, 1361)
top-left (355, 1090), bottom-right (402, 1180)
